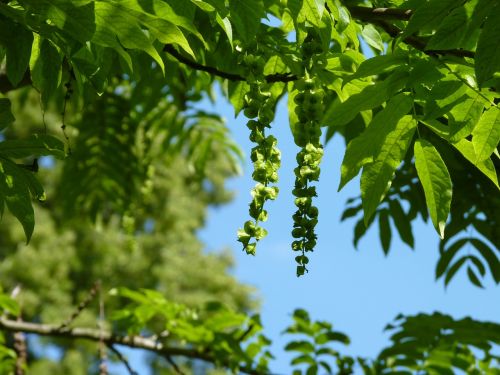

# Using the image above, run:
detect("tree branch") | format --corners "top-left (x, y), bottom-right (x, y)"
top-left (345, 7), bottom-right (475, 59)
top-left (369, 19), bottom-right (475, 59)
top-left (347, 5), bottom-right (413, 20)
top-left (0, 317), bottom-right (264, 375)
top-left (163, 45), bottom-right (297, 83)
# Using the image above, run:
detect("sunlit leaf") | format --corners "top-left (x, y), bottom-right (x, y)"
top-left (414, 139), bottom-right (452, 239)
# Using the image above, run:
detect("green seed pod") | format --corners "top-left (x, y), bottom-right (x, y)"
top-left (295, 255), bottom-right (309, 264)
top-left (245, 242), bottom-right (257, 255)
top-left (304, 239), bottom-right (317, 251)
top-left (308, 206), bottom-right (319, 218)
top-left (249, 130), bottom-right (265, 143)
top-left (244, 220), bottom-right (256, 236)
top-left (246, 120), bottom-right (260, 131)
top-left (244, 106), bottom-right (259, 119)
top-left (292, 227), bottom-right (306, 238)
top-left (258, 210), bottom-right (268, 222)
top-left (296, 265), bottom-right (306, 276)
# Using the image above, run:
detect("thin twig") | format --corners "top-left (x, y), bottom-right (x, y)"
top-left (58, 281), bottom-right (100, 330)
top-left (14, 320), bottom-right (27, 375)
top-left (237, 324), bottom-right (255, 343)
top-left (165, 355), bottom-right (185, 375)
top-left (108, 345), bottom-right (138, 375)
top-left (98, 284), bottom-right (108, 375)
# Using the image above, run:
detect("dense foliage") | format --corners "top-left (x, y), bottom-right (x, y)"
top-left (0, 0), bottom-right (498, 373)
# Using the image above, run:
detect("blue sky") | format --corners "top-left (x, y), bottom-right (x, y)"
top-left (196, 86), bottom-right (500, 373)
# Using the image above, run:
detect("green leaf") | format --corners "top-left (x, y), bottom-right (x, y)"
top-left (93, 1), bottom-right (165, 71)
top-left (0, 294), bottom-right (19, 316)
top-left (0, 14), bottom-right (33, 86)
top-left (339, 93), bottom-right (414, 190)
top-left (360, 114), bottom-right (417, 223)
top-left (451, 139), bottom-right (499, 188)
top-left (29, 35), bottom-right (63, 106)
top-left (290, 354), bottom-right (316, 366)
top-left (426, 6), bottom-right (467, 50)
top-left (0, 159), bottom-right (35, 242)
top-left (216, 15), bottom-right (233, 48)
top-left (345, 53), bottom-right (407, 83)
top-left (467, 266), bottom-right (484, 288)
top-left (0, 135), bottom-right (65, 159)
top-left (284, 340), bottom-right (315, 354)
top-left (475, 3), bottom-right (500, 86)
top-left (472, 106), bottom-right (500, 162)
top-left (306, 364), bottom-right (318, 375)
top-left (229, 0), bottom-right (264, 42)
top-left (403, 0), bottom-right (458, 38)
top-left (301, 0), bottom-right (323, 27)
top-left (388, 199), bottom-right (414, 248)
top-left (318, 361), bottom-right (332, 374)
top-left (436, 238), bottom-right (468, 279)
top-left (467, 255), bottom-right (486, 277)
top-left (414, 139), bottom-right (452, 239)
top-left (0, 99), bottom-right (15, 132)
top-left (448, 94), bottom-right (485, 142)
top-left (323, 70), bottom-right (408, 128)
top-left (228, 81), bottom-right (250, 117)
top-left (379, 210), bottom-right (391, 255)
top-left (361, 24), bottom-right (384, 52)
top-left (470, 238), bottom-right (500, 283)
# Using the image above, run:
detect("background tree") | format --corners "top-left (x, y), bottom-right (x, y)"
top-left (0, 0), bottom-right (498, 374)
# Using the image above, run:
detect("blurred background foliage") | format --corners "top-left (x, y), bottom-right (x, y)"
top-left (0, 65), bottom-right (256, 373)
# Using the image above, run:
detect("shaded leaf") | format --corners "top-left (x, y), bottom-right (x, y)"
top-left (0, 14), bottom-right (33, 86)
top-left (388, 199), bottom-right (414, 248)
top-left (470, 238), bottom-right (500, 283)
top-left (379, 210), bottom-right (391, 255)
top-left (466, 266), bottom-right (484, 288)
top-left (0, 99), bottom-right (15, 132)
top-left (475, 3), bottom-right (500, 86)
top-left (229, 0), bottom-right (264, 42)
top-left (426, 5), bottom-right (467, 50)
top-left (436, 238), bottom-right (468, 279)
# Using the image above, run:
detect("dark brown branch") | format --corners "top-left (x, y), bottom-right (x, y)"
top-left (0, 318), bottom-right (264, 375)
top-left (371, 19), bottom-right (475, 59)
top-left (348, 6), bottom-right (413, 20)
top-left (163, 45), bottom-right (297, 83)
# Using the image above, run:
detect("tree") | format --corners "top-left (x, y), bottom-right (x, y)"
top-left (0, 0), bottom-right (498, 374)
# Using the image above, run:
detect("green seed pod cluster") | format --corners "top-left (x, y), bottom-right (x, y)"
top-left (291, 78), bottom-right (324, 276)
top-left (237, 83), bottom-right (281, 255)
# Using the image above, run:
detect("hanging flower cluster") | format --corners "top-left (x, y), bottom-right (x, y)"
top-left (237, 66), bottom-right (281, 255)
top-left (291, 77), bottom-right (324, 276)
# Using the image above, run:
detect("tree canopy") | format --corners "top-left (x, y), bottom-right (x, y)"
top-left (0, 0), bottom-right (498, 374)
